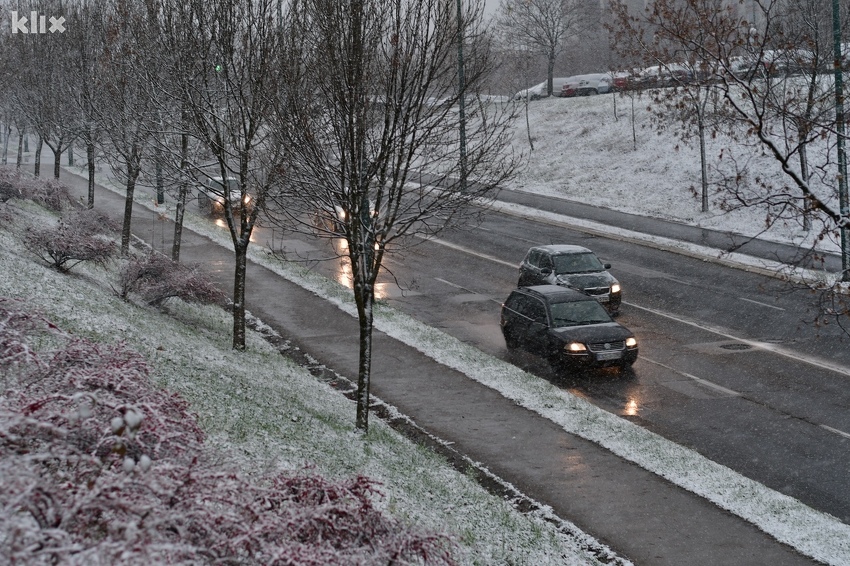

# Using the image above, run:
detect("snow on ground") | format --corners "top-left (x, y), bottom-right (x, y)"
top-left (3, 88), bottom-right (849, 564)
top-left (510, 92), bottom-right (840, 255)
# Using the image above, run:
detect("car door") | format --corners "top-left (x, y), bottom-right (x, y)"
top-left (523, 297), bottom-right (550, 355)
top-left (520, 250), bottom-right (550, 286)
top-left (519, 250), bottom-right (539, 286)
top-left (502, 292), bottom-right (529, 345)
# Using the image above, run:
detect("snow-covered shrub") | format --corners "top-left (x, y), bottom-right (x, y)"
top-left (0, 298), bottom-right (457, 565)
top-left (23, 209), bottom-right (117, 273)
top-left (0, 169), bottom-right (71, 211)
top-left (117, 253), bottom-right (224, 307)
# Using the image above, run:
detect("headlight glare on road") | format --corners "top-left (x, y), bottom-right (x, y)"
top-left (566, 342), bottom-right (586, 352)
top-left (625, 337), bottom-right (637, 347)
top-left (611, 283), bottom-right (621, 294)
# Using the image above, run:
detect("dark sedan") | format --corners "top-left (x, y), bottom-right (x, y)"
top-left (518, 245), bottom-right (622, 315)
top-left (501, 285), bottom-right (638, 373)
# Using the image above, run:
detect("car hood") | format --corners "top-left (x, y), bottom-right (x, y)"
top-left (555, 272), bottom-right (615, 289)
top-left (551, 322), bottom-right (632, 343)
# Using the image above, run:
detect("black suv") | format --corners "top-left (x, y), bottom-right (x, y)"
top-left (518, 245), bottom-right (621, 315)
top-left (500, 285), bottom-right (637, 373)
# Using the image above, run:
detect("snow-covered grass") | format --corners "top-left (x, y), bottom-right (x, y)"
top-left (510, 92), bottom-right (840, 255)
top-left (0, 197), bottom-right (613, 565)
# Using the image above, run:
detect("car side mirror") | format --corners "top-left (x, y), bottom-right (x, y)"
top-left (604, 263), bottom-right (612, 269)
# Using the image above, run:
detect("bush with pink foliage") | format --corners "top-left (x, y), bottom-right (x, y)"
top-left (0, 169), bottom-right (70, 211)
top-left (23, 209), bottom-right (118, 273)
top-left (0, 298), bottom-right (456, 565)
top-left (117, 253), bottom-right (225, 307)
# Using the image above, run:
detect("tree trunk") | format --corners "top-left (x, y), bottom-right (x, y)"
top-left (546, 49), bottom-right (556, 96)
top-left (354, 285), bottom-right (374, 431)
top-left (68, 141), bottom-right (74, 166)
top-left (52, 146), bottom-right (62, 179)
top-left (16, 126), bottom-right (24, 169)
top-left (172, 129), bottom-right (190, 261)
top-left (799, 141), bottom-right (811, 231)
top-left (121, 157), bottom-right (140, 255)
top-left (2, 124), bottom-right (10, 165)
top-left (698, 108), bottom-right (708, 212)
top-left (34, 136), bottom-right (43, 177)
top-left (232, 242), bottom-right (248, 351)
top-left (524, 99), bottom-right (534, 150)
top-left (86, 140), bottom-right (95, 208)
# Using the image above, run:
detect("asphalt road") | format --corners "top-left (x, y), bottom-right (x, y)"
top-left (350, 208), bottom-right (850, 525)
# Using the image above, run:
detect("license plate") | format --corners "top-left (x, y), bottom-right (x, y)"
top-left (596, 351), bottom-right (622, 361)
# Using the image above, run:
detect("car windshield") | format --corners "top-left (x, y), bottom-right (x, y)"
top-left (553, 252), bottom-right (604, 274)
top-left (209, 179), bottom-right (239, 194)
top-left (550, 300), bottom-right (612, 327)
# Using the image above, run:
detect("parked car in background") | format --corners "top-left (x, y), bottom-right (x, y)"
top-left (514, 78), bottom-right (573, 101)
top-left (518, 245), bottom-right (622, 315)
top-left (198, 176), bottom-right (251, 214)
top-left (500, 285), bottom-right (638, 373)
top-left (635, 64), bottom-right (694, 89)
top-left (560, 73), bottom-right (613, 97)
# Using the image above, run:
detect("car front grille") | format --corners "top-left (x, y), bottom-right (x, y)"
top-left (587, 341), bottom-right (625, 352)
top-left (583, 286), bottom-right (610, 296)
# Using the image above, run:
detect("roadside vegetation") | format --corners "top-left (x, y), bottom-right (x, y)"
top-left (0, 171), bottom-right (604, 564)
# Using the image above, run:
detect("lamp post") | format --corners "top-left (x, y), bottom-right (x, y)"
top-left (456, 0), bottom-right (467, 192)
top-left (831, 0), bottom-right (848, 280)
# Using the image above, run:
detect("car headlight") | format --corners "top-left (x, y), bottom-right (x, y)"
top-left (625, 337), bottom-right (637, 348)
top-left (566, 342), bottom-right (587, 352)
top-left (611, 283), bottom-right (621, 294)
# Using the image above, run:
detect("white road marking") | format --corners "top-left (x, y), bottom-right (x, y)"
top-left (434, 277), bottom-right (466, 290)
top-left (628, 302), bottom-right (850, 378)
top-left (642, 357), bottom-right (741, 397)
top-left (421, 236), bottom-right (518, 269)
top-left (739, 297), bottom-right (786, 311)
top-left (820, 424), bottom-right (850, 440)
top-left (434, 277), bottom-right (505, 305)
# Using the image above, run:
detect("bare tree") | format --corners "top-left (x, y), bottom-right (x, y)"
top-left (66, 0), bottom-right (109, 209)
top-left (271, 0), bottom-right (519, 431)
top-left (158, 0), bottom-right (288, 351)
top-left (495, 0), bottom-right (591, 97)
top-left (610, 0), bottom-right (850, 329)
top-left (6, 0), bottom-right (79, 180)
top-left (91, 1), bottom-right (160, 255)
top-left (609, 0), bottom-right (740, 213)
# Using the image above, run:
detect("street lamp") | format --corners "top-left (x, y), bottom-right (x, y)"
top-left (456, 0), bottom-right (467, 192)
top-left (831, 0), bottom-right (849, 280)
